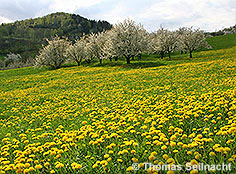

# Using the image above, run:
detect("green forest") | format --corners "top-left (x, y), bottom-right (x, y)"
top-left (0, 12), bottom-right (112, 61)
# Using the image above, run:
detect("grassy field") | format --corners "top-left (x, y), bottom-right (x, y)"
top-left (206, 33), bottom-right (236, 50)
top-left (0, 47), bottom-right (236, 173)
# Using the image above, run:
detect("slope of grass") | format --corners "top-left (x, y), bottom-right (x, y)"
top-left (0, 48), bottom-right (235, 173)
top-left (207, 33), bottom-right (236, 50)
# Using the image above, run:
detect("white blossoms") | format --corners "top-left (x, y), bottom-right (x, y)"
top-left (35, 19), bottom-right (211, 68)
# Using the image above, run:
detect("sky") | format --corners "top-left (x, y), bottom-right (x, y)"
top-left (0, 0), bottom-right (235, 32)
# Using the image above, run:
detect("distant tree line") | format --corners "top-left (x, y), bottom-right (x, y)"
top-left (207, 25), bottom-right (236, 36)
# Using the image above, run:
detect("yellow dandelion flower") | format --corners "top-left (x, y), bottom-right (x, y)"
top-left (35, 164), bottom-right (42, 170)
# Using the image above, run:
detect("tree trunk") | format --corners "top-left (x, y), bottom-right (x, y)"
top-left (168, 51), bottom-right (171, 59)
top-left (99, 59), bottom-right (102, 64)
top-left (55, 62), bottom-right (61, 69)
top-left (109, 57), bottom-right (112, 61)
top-left (138, 53), bottom-right (142, 59)
top-left (86, 59), bottom-right (91, 64)
top-left (54, 62), bottom-right (58, 69)
top-left (126, 57), bottom-right (131, 64)
top-left (115, 57), bottom-right (118, 61)
top-left (160, 52), bottom-right (164, 59)
top-left (190, 51), bottom-right (192, 58)
top-left (76, 60), bottom-right (80, 66)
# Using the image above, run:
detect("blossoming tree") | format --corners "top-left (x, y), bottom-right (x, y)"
top-left (110, 19), bottom-right (148, 64)
top-left (150, 28), bottom-right (178, 59)
top-left (177, 27), bottom-right (211, 58)
top-left (35, 36), bottom-right (71, 69)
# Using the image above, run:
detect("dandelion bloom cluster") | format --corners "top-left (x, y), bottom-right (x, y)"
top-left (0, 47), bottom-right (236, 173)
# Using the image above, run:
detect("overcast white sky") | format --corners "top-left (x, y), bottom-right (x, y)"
top-left (0, 0), bottom-right (235, 32)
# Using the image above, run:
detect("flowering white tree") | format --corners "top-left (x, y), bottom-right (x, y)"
top-left (176, 27), bottom-right (187, 54)
top-left (86, 31), bottom-right (110, 64)
top-left (110, 19), bottom-right (148, 64)
top-left (102, 29), bottom-right (119, 61)
top-left (35, 36), bottom-right (71, 69)
top-left (150, 28), bottom-right (178, 59)
top-left (177, 27), bottom-right (211, 58)
top-left (135, 27), bottom-right (149, 59)
top-left (66, 35), bottom-right (87, 66)
top-left (67, 31), bottom-right (111, 65)
top-left (84, 33), bottom-right (99, 64)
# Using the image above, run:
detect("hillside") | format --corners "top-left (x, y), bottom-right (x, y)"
top-left (0, 47), bottom-right (235, 173)
top-left (0, 12), bottom-right (112, 60)
top-left (208, 24), bottom-right (236, 36)
top-left (206, 33), bottom-right (236, 50)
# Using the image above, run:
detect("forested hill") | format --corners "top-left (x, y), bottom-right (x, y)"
top-left (0, 12), bottom-right (112, 60)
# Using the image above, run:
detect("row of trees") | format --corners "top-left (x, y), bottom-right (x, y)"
top-left (35, 19), bottom-right (211, 69)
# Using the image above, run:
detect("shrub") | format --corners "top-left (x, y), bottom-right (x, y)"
top-left (4, 53), bottom-right (22, 66)
top-left (0, 60), bottom-right (5, 68)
